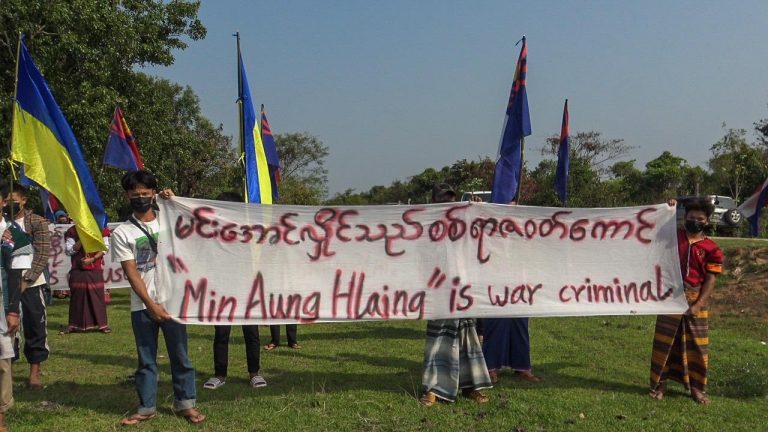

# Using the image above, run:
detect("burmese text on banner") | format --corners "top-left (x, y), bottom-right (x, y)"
top-left (156, 198), bottom-right (686, 324)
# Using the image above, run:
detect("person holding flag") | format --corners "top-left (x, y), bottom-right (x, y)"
top-left (483, 36), bottom-right (541, 385)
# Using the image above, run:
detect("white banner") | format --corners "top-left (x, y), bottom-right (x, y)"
top-left (48, 223), bottom-right (129, 290)
top-left (155, 198), bottom-right (686, 325)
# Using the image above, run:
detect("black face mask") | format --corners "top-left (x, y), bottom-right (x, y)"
top-left (684, 220), bottom-right (707, 234)
top-left (8, 200), bottom-right (21, 219)
top-left (129, 196), bottom-right (154, 213)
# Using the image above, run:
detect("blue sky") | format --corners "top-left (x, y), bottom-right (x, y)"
top-left (145, 0), bottom-right (768, 196)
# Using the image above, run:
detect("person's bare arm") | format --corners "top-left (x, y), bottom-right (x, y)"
top-left (121, 259), bottom-right (171, 322)
top-left (686, 272), bottom-right (716, 316)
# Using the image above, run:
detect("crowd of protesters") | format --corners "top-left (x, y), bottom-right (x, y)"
top-left (0, 172), bottom-right (723, 429)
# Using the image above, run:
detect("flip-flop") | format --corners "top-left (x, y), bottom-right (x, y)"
top-left (264, 343), bottom-right (277, 351)
top-left (120, 412), bottom-right (156, 426)
top-left (177, 408), bottom-right (206, 425)
top-left (289, 343), bottom-right (301, 350)
top-left (203, 377), bottom-right (225, 390)
top-left (250, 375), bottom-right (267, 388)
top-left (692, 390), bottom-right (710, 405)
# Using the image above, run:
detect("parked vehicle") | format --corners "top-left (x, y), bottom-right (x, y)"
top-left (460, 191), bottom-right (492, 202)
top-left (675, 195), bottom-right (743, 234)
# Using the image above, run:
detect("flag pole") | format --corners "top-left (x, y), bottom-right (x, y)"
top-left (516, 137), bottom-right (524, 204)
top-left (234, 31), bottom-right (248, 202)
top-left (8, 32), bottom-right (23, 219)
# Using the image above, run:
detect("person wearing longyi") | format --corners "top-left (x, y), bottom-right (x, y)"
top-left (419, 183), bottom-right (492, 407)
top-left (649, 197), bottom-right (723, 405)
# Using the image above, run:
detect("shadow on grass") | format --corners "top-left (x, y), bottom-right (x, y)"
top-left (183, 322), bottom-right (426, 343)
top-left (263, 348), bottom-right (422, 370)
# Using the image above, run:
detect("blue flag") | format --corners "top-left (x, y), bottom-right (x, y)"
top-left (491, 37), bottom-right (531, 204)
top-left (555, 99), bottom-right (569, 205)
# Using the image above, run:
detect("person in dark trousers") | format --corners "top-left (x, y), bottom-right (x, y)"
top-left (264, 325), bottom-right (299, 350)
top-left (10, 183), bottom-right (50, 389)
top-left (203, 191), bottom-right (266, 390)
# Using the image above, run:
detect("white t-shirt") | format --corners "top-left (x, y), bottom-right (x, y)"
top-left (111, 218), bottom-right (160, 312)
top-left (0, 218), bottom-right (12, 360)
top-left (13, 217), bottom-right (46, 287)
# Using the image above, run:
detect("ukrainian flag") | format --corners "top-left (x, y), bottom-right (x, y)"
top-left (11, 39), bottom-right (107, 252)
top-left (239, 52), bottom-right (277, 204)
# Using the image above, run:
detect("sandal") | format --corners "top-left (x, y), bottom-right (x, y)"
top-left (289, 343), bottom-right (301, 349)
top-left (203, 377), bottom-right (225, 390)
top-left (462, 389), bottom-right (489, 403)
top-left (513, 370), bottom-right (541, 383)
top-left (650, 382), bottom-right (666, 401)
top-left (419, 391), bottom-right (437, 407)
top-left (264, 343), bottom-right (277, 351)
top-left (120, 412), bottom-right (156, 426)
top-left (250, 374), bottom-right (267, 388)
top-left (692, 390), bottom-right (710, 405)
top-left (177, 407), bottom-right (206, 425)
top-left (488, 369), bottom-right (499, 384)
top-left (100, 327), bottom-right (112, 334)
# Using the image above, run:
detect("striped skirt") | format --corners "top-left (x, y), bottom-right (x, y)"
top-left (67, 269), bottom-right (109, 332)
top-left (649, 287), bottom-right (709, 394)
top-left (422, 319), bottom-right (492, 402)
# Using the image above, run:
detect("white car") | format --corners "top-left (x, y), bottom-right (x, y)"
top-left (676, 195), bottom-right (743, 229)
top-left (460, 191), bottom-right (492, 202)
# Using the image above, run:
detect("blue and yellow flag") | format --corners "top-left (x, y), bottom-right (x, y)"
top-left (260, 105), bottom-right (281, 202)
top-left (239, 53), bottom-right (277, 204)
top-left (11, 39), bottom-right (107, 252)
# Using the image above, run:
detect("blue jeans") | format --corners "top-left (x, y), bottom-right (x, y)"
top-left (131, 310), bottom-right (196, 415)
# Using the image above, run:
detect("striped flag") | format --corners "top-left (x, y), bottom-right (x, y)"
top-left (738, 177), bottom-right (768, 236)
top-left (103, 106), bottom-right (144, 171)
top-left (491, 36), bottom-right (531, 204)
top-left (11, 38), bottom-right (107, 252)
top-left (554, 99), bottom-right (570, 205)
top-left (260, 105), bottom-right (282, 201)
top-left (239, 52), bottom-right (277, 204)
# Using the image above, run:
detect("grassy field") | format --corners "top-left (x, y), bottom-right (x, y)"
top-left (7, 290), bottom-right (768, 432)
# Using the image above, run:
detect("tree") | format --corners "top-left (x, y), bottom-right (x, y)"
top-left (708, 128), bottom-right (767, 202)
top-left (642, 151), bottom-right (688, 199)
top-left (98, 74), bottom-right (237, 219)
top-left (542, 131), bottom-right (632, 175)
top-left (274, 133), bottom-right (329, 204)
top-left (0, 1), bottom-right (209, 217)
top-left (0, 1), bottom-right (206, 154)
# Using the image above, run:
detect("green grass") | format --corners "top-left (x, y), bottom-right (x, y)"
top-left (712, 237), bottom-right (768, 249)
top-left (9, 290), bottom-right (768, 432)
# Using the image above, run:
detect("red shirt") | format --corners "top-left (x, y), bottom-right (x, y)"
top-left (677, 228), bottom-right (723, 287)
top-left (65, 226), bottom-right (111, 271)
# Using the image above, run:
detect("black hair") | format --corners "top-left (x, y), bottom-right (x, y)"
top-left (683, 196), bottom-right (715, 218)
top-left (11, 182), bottom-right (29, 199)
top-left (0, 178), bottom-right (8, 199)
top-left (121, 170), bottom-right (158, 192)
top-left (216, 191), bottom-right (244, 203)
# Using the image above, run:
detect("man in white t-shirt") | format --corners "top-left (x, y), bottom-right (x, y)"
top-left (112, 170), bottom-right (205, 426)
